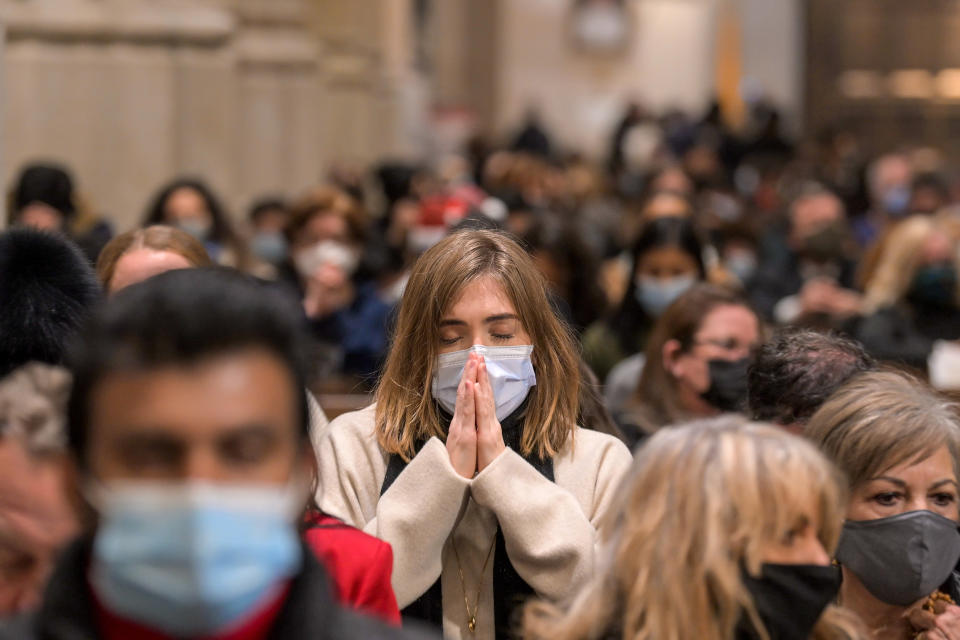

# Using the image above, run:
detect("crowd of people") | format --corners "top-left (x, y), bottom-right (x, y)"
top-left (3, 100), bottom-right (960, 639)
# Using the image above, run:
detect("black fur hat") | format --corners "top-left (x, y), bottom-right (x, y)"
top-left (0, 229), bottom-right (101, 378)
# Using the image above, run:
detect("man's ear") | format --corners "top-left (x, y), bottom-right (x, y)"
top-left (662, 339), bottom-right (685, 379)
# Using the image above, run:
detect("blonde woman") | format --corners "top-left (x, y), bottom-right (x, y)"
top-left (523, 417), bottom-right (863, 640)
top-left (806, 371), bottom-right (960, 640)
top-left (850, 216), bottom-right (960, 368)
top-left (317, 230), bottom-right (633, 639)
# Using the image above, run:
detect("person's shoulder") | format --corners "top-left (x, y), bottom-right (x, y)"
top-left (0, 612), bottom-right (37, 640)
top-left (304, 513), bottom-right (391, 560)
top-left (326, 404), bottom-right (379, 442)
top-left (560, 426), bottom-right (632, 466)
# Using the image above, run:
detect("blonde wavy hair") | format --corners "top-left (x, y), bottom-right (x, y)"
top-left (375, 229), bottom-right (581, 460)
top-left (862, 215), bottom-right (960, 313)
top-left (523, 417), bottom-right (863, 640)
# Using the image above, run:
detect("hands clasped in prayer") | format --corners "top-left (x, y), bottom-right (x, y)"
top-left (446, 352), bottom-right (506, 479)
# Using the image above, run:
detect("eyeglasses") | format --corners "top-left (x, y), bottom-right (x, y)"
top-left (692, 337), bottom-right (755, 355)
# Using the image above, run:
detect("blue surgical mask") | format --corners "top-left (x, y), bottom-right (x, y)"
top-left (175, 218), bottom-right (212, 241)
top-left (89, 482), bottom-right (303, 636)
top-left (431, 344), bottom-right (536, 421)
top-left (882, 184), bottom-right (911, 217)
top-left (251, 232), bottom-right (288, 264)
top-left (634, 274), bottom-right (696, 317)
top-left (725, 252), bottom-right (758, 284)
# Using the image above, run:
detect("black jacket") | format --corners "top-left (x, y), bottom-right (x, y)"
top-left (0, 538), bottom-right (436, 640)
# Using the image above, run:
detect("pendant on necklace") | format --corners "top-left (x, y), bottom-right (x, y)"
top-left (468, 616), bottom-right (476, 633)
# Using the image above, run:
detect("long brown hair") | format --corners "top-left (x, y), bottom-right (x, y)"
top-left (96, 225), bottom-right (213, 290)
top-left (375, 229), bottom-right (581, 460)
top-left (633, 284), bottom-right (753, 430)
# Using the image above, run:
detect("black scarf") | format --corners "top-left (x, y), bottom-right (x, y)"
top-left (380, 399), bottom-right (553, 637)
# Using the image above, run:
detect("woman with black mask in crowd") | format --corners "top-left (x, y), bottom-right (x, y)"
top-left (524, 417), bottom-right (864, 640)
top-left (616, 284), bottom-right (761, 447)
top-left (807, 370), bottom-right (960, 640)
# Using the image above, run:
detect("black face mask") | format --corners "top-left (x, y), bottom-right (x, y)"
top-left (701, 357), bottom-right (750, 412)
top-left (737, 563), bottom-right (842, 640)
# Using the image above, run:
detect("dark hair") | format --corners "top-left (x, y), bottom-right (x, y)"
top-left (609, 216), bottom-right (706, 352)
top-left (249, 197), bottom-right (288, 224)
top-left (142, 177), bottom-right (240, 248)
top-left (10, 162), bottom-right (75, 223)
top-left (66, 268), bottom-right (312, 464)
top-left (748, 329), bottom-right (875, 426)
top-left (0, 229), bottom-right (101, 379)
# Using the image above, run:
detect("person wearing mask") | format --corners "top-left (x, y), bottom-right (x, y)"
top-left (5, 269), bottom-right (427, 640)
top-left (278, 186), bottom-right (391, 383)
top-left (316, 230), bottom-right (633, 640)
top-left (850, 215), bottom-right (960, 370)
top-left (0, 364), bottom-right (79, 617)
top-left (141, 177), bottom-right (251, 270)
top-left (747, 329), bottom-right (875, 434)
top-left (248, 198), bottom-right (291, 266)
top-left (95, 225), bottom-right (213, 294)
top-left (806, 371), bottom-right (960, 640)
top-left (523, 417), bottom-right (864, 640)
top-left (617, 284), bottom-right (761, 445)
top-left (0, 229), bottom-right (101, 380)
top-left (584, 216), bottom-right (706, 383)
top-left (751, 184), bottom-right (861, 327)
top-left (854, 153), bottom-right (913, 248)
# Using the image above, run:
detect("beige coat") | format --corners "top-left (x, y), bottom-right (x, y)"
top-left (316, 404), bottom-right (632, 640)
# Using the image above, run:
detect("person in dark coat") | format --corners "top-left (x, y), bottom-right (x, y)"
top-left (2, 268), bottom-right (432, 640)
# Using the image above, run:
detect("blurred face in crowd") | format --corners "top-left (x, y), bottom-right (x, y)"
top-left (292, 211), bottom-right (352, 251)
top-left (252, 206), bottom-right (289, 234)
top-left (635, 246), bottom-right (699, 287)
top-left (17, 203), bottom-right (65, 232)
top-left (84, 349), bottom-right (304, 484)
top-left (108, 249), bottom-right (194, 294)
top-left (640, 193), bottom-right (692, 224)
top-left (789, 193), bottom-right (845, 250)
top-left (847, 446), bottom-right (958, 523)
top-left (163, 187), bottom-right (212, 238)
top-left (665, 304), bottom-right (759, 397)
top-left (0, 437), bottom-right (78, 614)
top-left (757, 491), bottom-right (831, 566)
top-left (650, 167), bottom-right (694, 196)
top-left (438, 276), bottom-right (532, 355)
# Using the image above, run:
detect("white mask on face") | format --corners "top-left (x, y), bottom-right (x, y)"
top-left (294, 241), bottom-right (358, 279)
top-left (431, 345), bottom-right (536, 421)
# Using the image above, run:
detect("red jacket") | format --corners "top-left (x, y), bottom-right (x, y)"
top-left (303, 512), bottom-right (401, 626)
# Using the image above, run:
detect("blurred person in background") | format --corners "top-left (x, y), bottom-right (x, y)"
top-left (316, 230), bottom-right (631, 639)
top-left (909, 171), bottom-right (951, 216)
top-left (523, 417), bottom-right (863, 640)
top-left (617, 284), bottom-right (761, 446)
top-left (8, 269), bottom-right (425, 640)
top-left (751, 184), bottom-right (861, 327)
top-left (807, 371), bottom-right (960, 640)
top-left (95, 225), bottom-right (212, 294)
top-left (0, 364), bottom-right (78, 618)
top-left (7, 162), bottom-right (113, 263)
top-left (0, 229), bottom-right (101, 380)
top-left (279, 186), bottom-right (391, 384)
top-left (584, 216), bottom-right (706, 383)
top-left (747, 328), bottom-right (875, 433)
top-left (854, 153), bottom-right (913, 249)
top-left (848, 215), bottom-right (960, 371)
top-left (142, 177), bottom-right (252, 270)
top-left (522, 218), bottom-right (607, 335)
top-left (248, 197), bottom-right (291, 267)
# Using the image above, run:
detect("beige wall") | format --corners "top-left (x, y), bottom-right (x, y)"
top-left (0, 0), bottom-right (421, 230)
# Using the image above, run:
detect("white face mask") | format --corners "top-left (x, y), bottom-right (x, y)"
top-left (431, 345), bottom-right (536, 421)
top-left (294, 240), bottom-right (358, 279)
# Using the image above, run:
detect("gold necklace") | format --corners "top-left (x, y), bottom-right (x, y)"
top-left (452, 535), bottom-right (497, 636)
